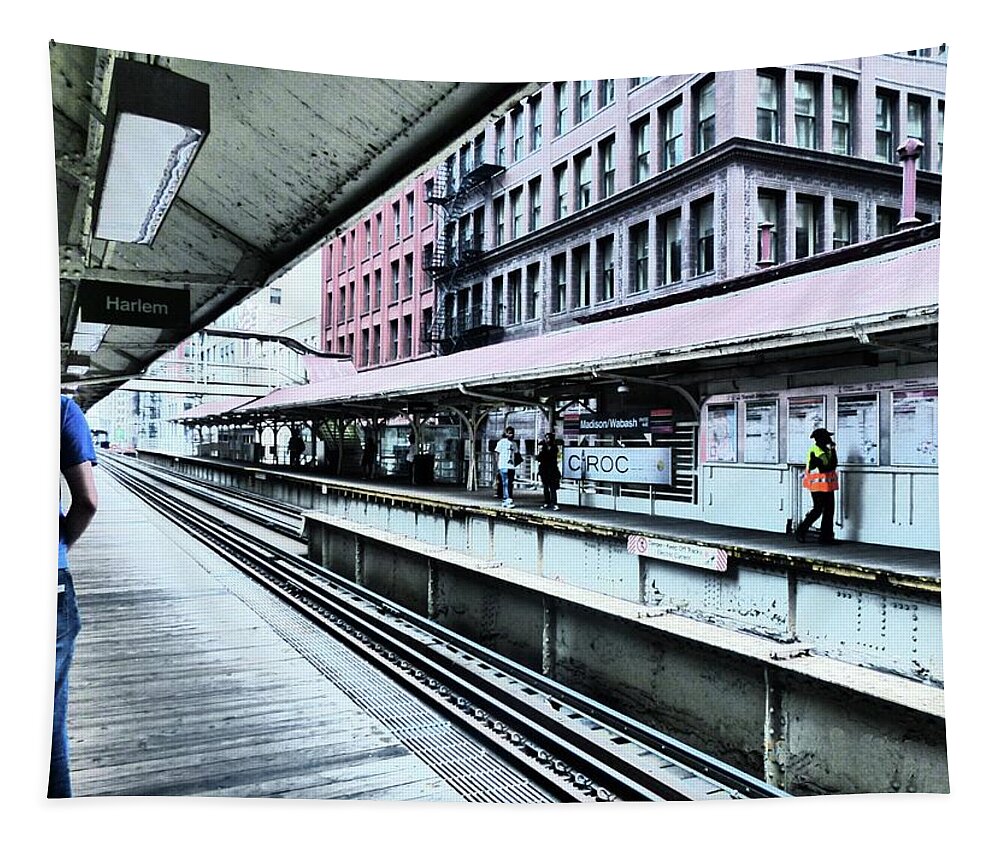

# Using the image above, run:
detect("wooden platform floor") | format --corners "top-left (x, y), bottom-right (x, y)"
top-left (64, 468), bottom-right (466, 800)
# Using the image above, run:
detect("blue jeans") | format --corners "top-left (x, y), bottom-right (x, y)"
top-left (50, 570), bottom-right (80, 798)
top-left (499, 468), bottom-right (513, 501)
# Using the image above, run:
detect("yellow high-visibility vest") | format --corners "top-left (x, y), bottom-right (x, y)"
top-left (803, 446), bottom-right (839, 492)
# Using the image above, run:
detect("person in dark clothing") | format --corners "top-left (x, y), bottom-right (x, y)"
top-left (361, 425), bottom-right (377, 479)
top-left (288, 428), bottom-right (305, 467)
top-left (795, 428), bottom-right (839, 544)
top-left (536, 431), bottom-right (561, 510)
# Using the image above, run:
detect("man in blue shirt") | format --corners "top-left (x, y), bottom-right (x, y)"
top-left (53, 396), bottom-right (98, 797)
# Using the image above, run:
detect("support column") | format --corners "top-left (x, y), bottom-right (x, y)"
top-left (541, 597), bottom-right (556, 678)
top-left (763, 667), bottom-right (788, 790)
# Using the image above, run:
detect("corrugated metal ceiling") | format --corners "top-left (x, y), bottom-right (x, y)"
top-left (50, 42), bottom-right (527, 411)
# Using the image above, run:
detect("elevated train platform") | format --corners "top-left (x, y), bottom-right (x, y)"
top-left (139, 451), bottom-right (940, 593)
top-left (132, 449), bottom-right (947, 795)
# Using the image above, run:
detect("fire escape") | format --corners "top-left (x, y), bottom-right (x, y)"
top-left (423, 153), bottom-right (506, 355)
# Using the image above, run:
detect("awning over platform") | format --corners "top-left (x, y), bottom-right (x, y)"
top-left (172, 396), bottom-right (256, 423)
top-left (212, 238), bottom-right (940, 419)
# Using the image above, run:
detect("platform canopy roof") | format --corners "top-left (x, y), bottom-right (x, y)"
top-left (200, 236), bottom-right (939, 424)
top-left (51, 42), bottom-right (528, 412)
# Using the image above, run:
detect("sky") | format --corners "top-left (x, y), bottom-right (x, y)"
top-left (3, 3), bottom-right (993, 849)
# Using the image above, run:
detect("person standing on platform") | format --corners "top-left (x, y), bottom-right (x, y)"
top-left (495, 426), bottom-right (518, 508)
top-left (53, 395), bottom-right (98, 797)
top-left (795, 428), bottom-right (839, 544)
top-left (361, 425), bottom-right (377, 480)
top-left (288, 427), bottom-right (305, 467)
top-left (536, 431), bottom-right (561, 510)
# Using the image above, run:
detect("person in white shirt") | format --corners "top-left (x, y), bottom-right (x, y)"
top-left (494, 426), bottom-right (517, 507)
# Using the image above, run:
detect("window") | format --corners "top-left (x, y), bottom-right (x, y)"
top-left (554, 163), bottom-right (569, 220)
top-left (372, 325), bottom-right (381, 364)
top-left (473, 132), bottom-right (485, 168)
top-left (597, 235), bottom-right (615, 301)
top-left (907, 96), bottom-right (929, 168)
top-left (347, 333), bottom-right (354, 361)
top-left (576, 150), bottom-right (592, 210)
top-left (875, 90), bottom-right (896, 163)
top-left (599, 136), bottom-right (615, 199)
top-left (511, 187), bottom-right (524, 238)
top-left (340, 236), bottom-right (347, 267)
top-left (460, 142), bottom-right (472, 177)
top-left (530, 93), bottom-right (543, 151)
top-left (337, 335), bottom-right (345, 354)
top-left (630, 222), bottom-right (649, 293)
top-left (794, 77), bottom-right (817, 149)
top-left (490, 276), bottom-right (504, 325)
top-left (389, 319), bottom-right (399, 361)
top-left (406, 192), bottom-right (415, 234)
top-left (392, 201), bottom-right (401, 241)
top-left (572, 245), bottom-right (590, 308)
top-left (832, 81), bottom-right (853, 155)
top-left (420, 307), bottom-right (433, 353)
top-left (795, 196), bottom-right (821, 259)
top-left (365, 220), bottom-right (372, 255)
top-left (757, 191), bottom-right (784, 264)
top-left (529, 178), bottom-right (542, 232)
top-left (656, 211), bottom-right (682, 285)
top-left (632, 117), bottom-right (650, 184)
top-left (876, 206), bottom-right (899, 237)
top-left (269, 287), bottom-right (282, 305)
top-left (424, 178), bottom-right (435, 214)
top-left (362, 274), bottom-right (371, 313)
top-left (552, 254), bottom-right (567, 313)
top-left (695, 197), bottom-right (715, 274)
top-left (338, 285), bottom-right (346, 322)
top-left (512, 106), bottom-right (524, 161)
top-left (494, 197), bottom-right (505, 246)
top-left (325, 290), bottom-right (333, 325)
top-left (937, 102), bottom-right (944, 171)
top-left (444, 155), bottom-right (455, 193)
top-left (832, 201), bottom-right (856, 249)
top-left (495, 117), bottom-right (506, 166)
top-left (554, 82), bottom-right (568, 135)
top-left (375, 213), bottom-right (383, 252)
top-left (661, 100), bottom-right (683, 170)
top-left (361, 328), bottom-right (370, 367)
top-left (577, 80), bottom-right (592, 123)
top-left (402, 315), bottom-right (412, 358)
top-left (404, 253), bottom-right (413, 297)
top-left (347, 280), bottom-right (355, 318)
top-left (391, 260), bottom-right (400, 301)
top-left (473, 206), bottom-right (485, 251)
top-left (598, 79), bottom-right (615, 109)
top-left (508, 270), bottom-right (522, 324)
top-left (526, 263), bottom-right (540, 320)
top-left (757, 73), bottom-right (780, 142)
top-left (696, 79), bottom-right (715, 154)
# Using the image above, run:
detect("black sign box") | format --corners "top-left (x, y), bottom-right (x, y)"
top-left (78, 281), bottom-right (190, 329)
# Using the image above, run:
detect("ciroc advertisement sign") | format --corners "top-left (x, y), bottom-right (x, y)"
top-left (562, 447), bottom-right (672, 485)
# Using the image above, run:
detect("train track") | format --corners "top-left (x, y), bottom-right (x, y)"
top-left (101, 453), bottom-right (789, 803)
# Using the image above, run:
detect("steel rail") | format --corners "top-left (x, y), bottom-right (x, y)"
top-left (104, 459), bottom-right (789, 802)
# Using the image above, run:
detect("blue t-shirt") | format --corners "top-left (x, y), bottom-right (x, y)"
top-left (59, 396), bottom-right (97, 569)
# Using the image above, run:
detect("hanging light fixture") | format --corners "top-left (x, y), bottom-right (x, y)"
top-left (91, 59), bottom-right (210, 245)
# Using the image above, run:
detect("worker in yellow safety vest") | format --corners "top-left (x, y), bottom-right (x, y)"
top-left (795, 428), bottom-right (839, 544)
